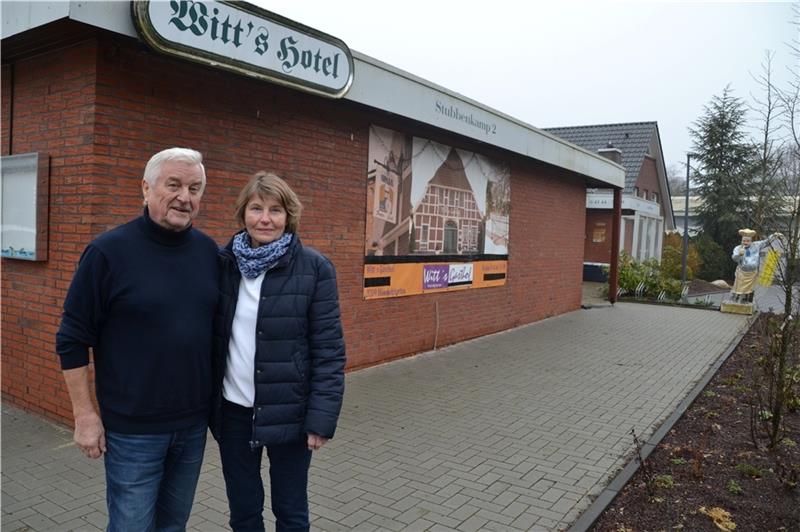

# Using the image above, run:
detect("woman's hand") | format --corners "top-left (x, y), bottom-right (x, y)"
top-left (307, 433), bottom-right (329, 451)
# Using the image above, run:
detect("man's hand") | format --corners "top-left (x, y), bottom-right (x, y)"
top-left (74, 411), bottom-right (106, 459)
top-left (307, 433), bottom-right (329, 451)
top-left (62, 366), bottom-right (106, 459)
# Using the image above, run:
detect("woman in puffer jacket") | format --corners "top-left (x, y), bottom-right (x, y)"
top-left (211, 171), bottom-right (346, 532)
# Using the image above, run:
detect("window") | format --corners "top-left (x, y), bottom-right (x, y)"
top-left (444, 221), bottom-right (458, 253)
top-left (464, 224), bottom-right (478, 251)
top-left (651, 192), bottom-right (659, 203)
top-left (592, 223), bottom-right (607, 243)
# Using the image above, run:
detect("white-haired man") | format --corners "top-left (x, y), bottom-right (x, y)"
top-left (56, 147), bottom-right (218, 531)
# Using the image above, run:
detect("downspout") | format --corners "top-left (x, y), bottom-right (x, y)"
top-left (608, 187), bottom-right (622, 304)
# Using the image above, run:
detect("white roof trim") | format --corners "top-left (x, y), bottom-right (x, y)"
top-left (648, 131), bottom-right (675, 229)
top-left (2, 1), bottom-right (625, 188)
top-left (349, 52), bottom-right (624, 187)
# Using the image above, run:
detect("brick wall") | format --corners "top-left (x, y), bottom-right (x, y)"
top-left (584, 210), bottom-right (614, 263)
top-left (637, 156), bottom-right (661, 206)
top-left (1, 40), bottom-right (99, 420)
top-left (1, 64), bottom-right (10, 156)
top-left (2, 34), bottom-right (586, 425)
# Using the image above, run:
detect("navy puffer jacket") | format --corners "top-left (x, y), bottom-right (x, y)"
top-left (210, 233), bottom-right (346, 447)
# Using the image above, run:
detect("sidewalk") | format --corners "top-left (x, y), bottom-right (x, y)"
top-left (2, 303), bottom-right (748, 531)
top-left (584, 280), bottom-right (792, 313)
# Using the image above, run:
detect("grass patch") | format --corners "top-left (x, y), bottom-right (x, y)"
top-left (735, 463), bottom-right (763, 478)
top-left (652, 474), bottom-right (675, 489)
top-left (727, 479), bottom-right (743, 494)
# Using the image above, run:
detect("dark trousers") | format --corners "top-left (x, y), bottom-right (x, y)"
top-left (218, 399), bottom-right (312, 532)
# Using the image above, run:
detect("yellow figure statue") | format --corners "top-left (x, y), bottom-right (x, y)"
top-left (731, 228), bottom-right (783, 303)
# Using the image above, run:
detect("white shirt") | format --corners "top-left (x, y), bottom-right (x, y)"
top-left (222, 271), bottom-right (265, 407)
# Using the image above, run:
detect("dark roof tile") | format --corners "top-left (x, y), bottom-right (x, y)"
top-left (545, 122), bottom-right (657, 192)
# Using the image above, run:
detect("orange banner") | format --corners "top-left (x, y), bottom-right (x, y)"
top-left (363, 260), bottom-right (507, 300)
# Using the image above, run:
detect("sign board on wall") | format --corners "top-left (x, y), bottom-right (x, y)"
top-left (1, 153), bottom-right (49, 261)
top-left (586, 191), bottom-right (661, 216)
top-left (364, 261), bottom-right (507, 299)
top-left (364, 125), bottom-right (510, 299)
top-left (131, 0), bottom-right (354, 98)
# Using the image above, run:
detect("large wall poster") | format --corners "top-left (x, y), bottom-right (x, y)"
top-left (364, 125), bottom-right (510, 299)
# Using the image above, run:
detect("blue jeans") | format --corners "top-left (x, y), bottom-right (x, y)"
top-left (104, 422), bottom-right (207, 532)
top-left (218, 399), bottom-right (312, 532)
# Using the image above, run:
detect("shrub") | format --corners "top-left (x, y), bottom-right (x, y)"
top-left (694, 232), bottom-right (733, 281)
top-left (607, 252), bottom-right (683, 301)
top-left (661, 246), bottom-right (691, 280)
top-left (661, 233), bottom-right (702, 280)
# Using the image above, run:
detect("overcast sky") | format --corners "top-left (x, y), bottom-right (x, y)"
top-left (258, 0), bottom-right (796, 177)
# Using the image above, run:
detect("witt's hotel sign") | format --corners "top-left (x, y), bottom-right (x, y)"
top-left (131, 0), bottom-right (354, 98)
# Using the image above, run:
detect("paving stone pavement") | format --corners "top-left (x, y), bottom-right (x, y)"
top-left (2, 303), bottom-right (747, 531)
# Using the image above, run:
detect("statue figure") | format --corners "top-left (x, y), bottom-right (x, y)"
top-left (731, 228), bottom-right (783, 303)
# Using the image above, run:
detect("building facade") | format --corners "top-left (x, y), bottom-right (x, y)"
top-left (547, 122), bottom-right (675, 281)
top-left (1, 1), bottom-right (624, 424)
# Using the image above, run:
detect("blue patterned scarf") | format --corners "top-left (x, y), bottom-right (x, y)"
top-left (232, 232), bottom-right (293, 279)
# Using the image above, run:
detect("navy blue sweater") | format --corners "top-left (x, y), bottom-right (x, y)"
top-left (56, 211), bottom-right (219, 434)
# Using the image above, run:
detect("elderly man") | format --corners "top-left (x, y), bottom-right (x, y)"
top-left (56, 148), bottom-right (218, 531)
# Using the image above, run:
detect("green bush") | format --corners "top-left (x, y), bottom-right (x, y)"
top-left (662, 233), bottom-right (702, 280)
top-left (694, 232), bottom-right (733, 281)
top-left (661, 245), bottom-right (691, 280)
top-left (607, 252), bottom-right (683, 301)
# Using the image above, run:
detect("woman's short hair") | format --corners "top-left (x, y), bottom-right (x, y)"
top-left (234, 171), bottom-right (303, 234)
top-left (143, 147), bottom-right (206, 190)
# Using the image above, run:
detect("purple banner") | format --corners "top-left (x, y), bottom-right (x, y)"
top-left (423, 264), bottom-right (449, 289)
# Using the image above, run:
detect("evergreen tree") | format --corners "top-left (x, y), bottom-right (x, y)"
top-left (689, 86), bottom-right (758, 272)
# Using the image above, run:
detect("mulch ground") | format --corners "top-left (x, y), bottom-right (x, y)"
top-left (687, 278), bottom-right (730, 296)
top-left (591, 313), bottom-right (800, 532)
